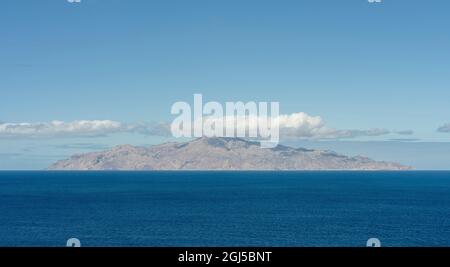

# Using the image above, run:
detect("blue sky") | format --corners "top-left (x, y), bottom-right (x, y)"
top-left (1, 0), bottom-right (450, 169)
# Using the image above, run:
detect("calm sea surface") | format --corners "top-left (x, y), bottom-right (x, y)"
top-left (1, 171), bottom-right (450, 247)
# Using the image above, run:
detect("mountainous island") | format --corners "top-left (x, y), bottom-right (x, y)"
top-left (48, 137), bottom-right (412, 170)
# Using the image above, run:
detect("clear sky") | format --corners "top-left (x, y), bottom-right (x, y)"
top-left (1, 0), bottom-right (449, 169)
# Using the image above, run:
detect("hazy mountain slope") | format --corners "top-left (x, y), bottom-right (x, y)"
top-left (48, 137), bottom-right (412, 170)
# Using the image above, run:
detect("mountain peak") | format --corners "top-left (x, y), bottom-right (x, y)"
top-left (192, 136), bottom-right (260, 149)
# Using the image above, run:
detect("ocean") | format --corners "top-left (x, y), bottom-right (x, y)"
top-left (0, 171), bottom-right (449, 247)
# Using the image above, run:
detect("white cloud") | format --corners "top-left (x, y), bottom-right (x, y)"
top-left (199, 112), bottom-right (390, 140)
top-left (199, 112), bottom-right (329, 137)
top-left (276, 113), bottom-right (390, 139)
top-left (0, 120), bottom-right (123, 138)
top-left (0, 113), bottom-right (393, 140)
top-left (0, 120), bottom-right (174, 139)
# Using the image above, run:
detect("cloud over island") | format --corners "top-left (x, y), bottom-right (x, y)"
top-left (0, 112), bottom-right (413, 141)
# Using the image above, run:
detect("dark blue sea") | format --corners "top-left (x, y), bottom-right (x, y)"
top-left (1, 171), bottom-right (450, 247)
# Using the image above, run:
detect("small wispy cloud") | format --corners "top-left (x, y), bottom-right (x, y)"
top-left (389, 138), bottom-right (421, 142)
top-left (438, 123), bottom-right (450, 133)
top-left (127, 122), bottom-right (172, 136)
top-left (394, 130), bottom-right (414, 135)
top-left (0, 152), bottom-right (23, 158)
top-left (53, 143), bottom-right (111, 150)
